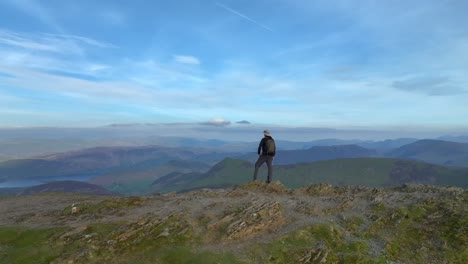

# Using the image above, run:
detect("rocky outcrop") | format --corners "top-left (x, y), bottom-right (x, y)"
top-left (0, 182), bottom-right (466, 264)
top-left (209, 200), bottom-right (286, 240)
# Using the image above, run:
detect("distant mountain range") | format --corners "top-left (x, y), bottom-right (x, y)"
top-left (438, 135), bottom-right (468, 143)
top-left (0, 136), bottom-right (250, 162)
top-left (239, 139), bottom-right (468, 167)
top-left (152, 157), bottom-right (468, 193)
top-left (2, 134), bottom-right (468, 162)
top-left (357, 138), bottom-right (421, 151)
top-left (387, 139), bottom-right (468, 167)
top-left (2, 139), bottom-right (468, 195)
top-left (0, 145), bottom-right (234, 182)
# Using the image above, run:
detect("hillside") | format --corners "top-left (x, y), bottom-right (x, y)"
top-left (0, 182), bottom-right (466, 263)
top-left (240, 144), bottom-right (378, 165)
top-left (152, 158), bottom-right (468, 193)
top-left (91, 159), bottom-right (210, 185)
top-left (388, 139), bottom-right (468, 167)
top-left (90, 160), bottom-right (211, 195)
top-left (19, 181), bottom-right (117, 196)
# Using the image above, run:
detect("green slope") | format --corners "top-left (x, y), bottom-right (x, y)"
top-left (89, 160), bottom-right (211, 195)
top-left (277, 158), bottom-right (396, 188)
top-left (153, 158), bottom-right (468, 193)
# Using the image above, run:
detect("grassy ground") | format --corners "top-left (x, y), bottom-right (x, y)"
top-left (0, 182), bottom-right (466, 263)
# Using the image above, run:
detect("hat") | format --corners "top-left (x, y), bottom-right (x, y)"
top-left (263, 129), bottom-right (271, 136)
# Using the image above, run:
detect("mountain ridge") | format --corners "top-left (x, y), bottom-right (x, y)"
top-left (152, 157), bottom-right (468, 193)
top-left (2, 139), bottom-right (468, 195)
top-left (388, 139), bottom-right (468, 167)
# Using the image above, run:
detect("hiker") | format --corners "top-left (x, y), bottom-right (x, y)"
top-left (253, 129), bottom-right (276, 183)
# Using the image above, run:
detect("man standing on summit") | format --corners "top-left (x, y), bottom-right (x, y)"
top-left (253, 129), bottom-right (276, 183)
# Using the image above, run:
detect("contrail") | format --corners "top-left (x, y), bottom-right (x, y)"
top-left (215, 2), bottom-right (274, 32)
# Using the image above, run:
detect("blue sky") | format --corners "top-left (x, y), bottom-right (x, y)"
top-left (0, 0), bottom-right (467, 131)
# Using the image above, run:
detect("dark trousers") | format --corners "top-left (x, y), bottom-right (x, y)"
top-left (253, 155), bottom-right (273, 183)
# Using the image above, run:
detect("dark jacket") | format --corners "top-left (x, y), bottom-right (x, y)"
top-left (258, 136), bottom-right (276, 156)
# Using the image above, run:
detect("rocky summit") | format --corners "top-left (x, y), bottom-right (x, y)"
top-left (0, 181), bottom-right (467, 263)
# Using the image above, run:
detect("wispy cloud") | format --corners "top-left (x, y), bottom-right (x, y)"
top-left (0, 29), bottom-right (115, 55)
top-left (0, 30), bottom-right (60, 52)
top-left (215, 2), bottom-right (273, 32)
top-left (0, 66), bottom-right (152, 103)
top-left (174, 55), bottom-right (201, 65)
top-left (0, 29), bottom-right (117, 82)
top-left (87, 64), bottom-right (111, 72)
top-left (55, 34), bottom-right (116, 49)
top-left (0, 49), bottom-right (97, 80)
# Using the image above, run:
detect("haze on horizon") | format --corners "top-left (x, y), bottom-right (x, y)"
top-left (1, 0), bottom-right (467, 132)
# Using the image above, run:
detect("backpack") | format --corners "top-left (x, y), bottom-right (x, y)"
top-left (265, 138), bottom-right (276, 155)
